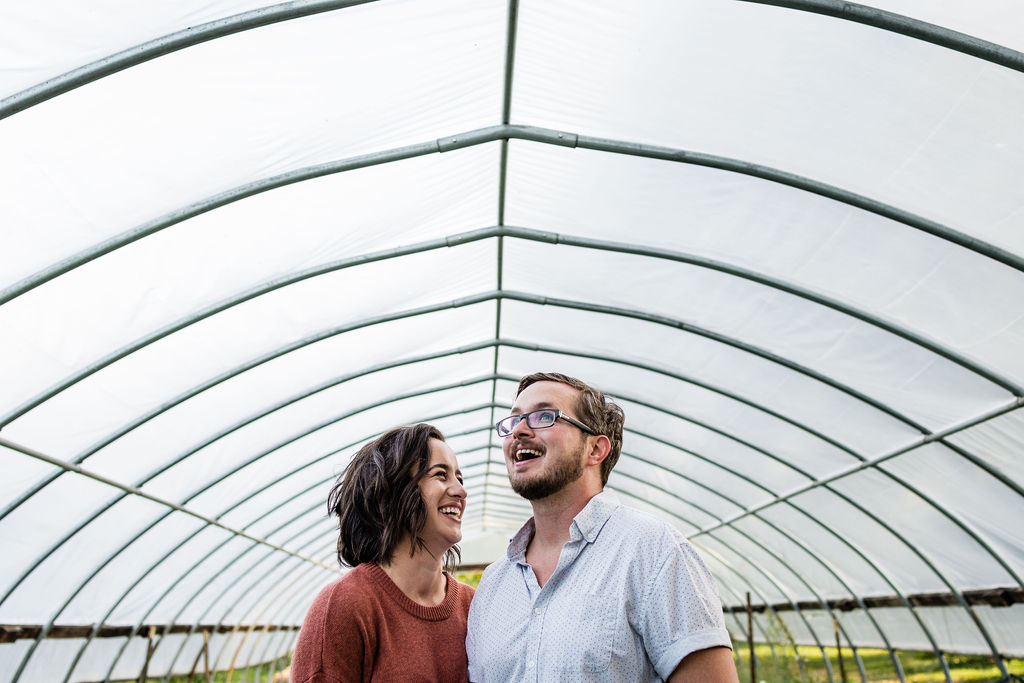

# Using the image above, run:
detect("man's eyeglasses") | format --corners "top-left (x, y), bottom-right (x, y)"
top-left (495, 409), bottom-right (598, 438)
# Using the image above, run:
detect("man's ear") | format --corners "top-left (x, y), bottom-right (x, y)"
top-left (587, 434), bottom-right (611, 466)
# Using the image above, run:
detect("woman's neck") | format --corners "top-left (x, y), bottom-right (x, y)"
top-left (379, 537), bottom-right (447, 606)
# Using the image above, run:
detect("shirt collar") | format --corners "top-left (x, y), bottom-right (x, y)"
top-left (570, 489), bottom-right (619, 543)
top-left (506, 489), bottom-right (621, 561)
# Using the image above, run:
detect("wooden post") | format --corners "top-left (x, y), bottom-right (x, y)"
top-left (833, 617), bottom-right (847, 683)
top-left (747, 592), bottom-right (756, 683)
top-left (203, 629), bottom-right (211, 683)
top-left (139, 625), bottom-right (156, 682)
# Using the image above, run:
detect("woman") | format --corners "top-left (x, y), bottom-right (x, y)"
top-left (290, 423), bottom-right (473, 683)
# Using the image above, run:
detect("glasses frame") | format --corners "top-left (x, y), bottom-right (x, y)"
top-left (495, 409), bottom-right (598, 437)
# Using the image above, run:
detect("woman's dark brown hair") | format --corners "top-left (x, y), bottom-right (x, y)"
top-left (328, 423), bottom-right (460, 572)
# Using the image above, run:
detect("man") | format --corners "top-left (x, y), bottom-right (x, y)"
top-left (467, 372), bottom-right (738, 682)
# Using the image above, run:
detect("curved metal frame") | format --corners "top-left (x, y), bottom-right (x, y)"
top-left (2, 1), bottom-right (1024, 675)
top-left (5, 349), bottom-right (1020, 678)
top-left (2, 0), bottom-right (1020, 122)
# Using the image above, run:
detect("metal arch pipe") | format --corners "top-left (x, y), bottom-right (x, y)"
top-left (537, 392), bottom-right (958, 680)
top-left (498, 227), bottom-right (1021, 396)
top-left (154, 528), bottom-right (338, 679)
top-left (0, 316), bottom-right (870, 541)
top-left (18, 463), bottom-right (345, 681)
top-left (71, 404), bottom-right (497, 680)
top-left (139, 526), bottom-right (331, 678)
top-left (0, 0), bottom-right (1019, 119)
top-left (672, 525), bottom-right (832, 682)
top-left (246, 562), bottom-right (333, 683)
top-left (741, 0), bottom-right (1024, 73)
top-left (40, 404), bottom-right (481, 682)
top-left (698, 397), bottom-right (1024, 535)
top-left (8, 368), bottom-right (1015, 671)
top-left (611, 395), bottom-right (1024, 596)
top-left (8, 221), bottom-right (979, 437)
top-left (822, 487), bottom-right (1009, 678)
top-left (221, 562), bottom-right (327, 678)
top-left (6, 219), bottom-right (1013, 453)
top-left (612, 468), bottom-right (866, 682)
top-left (0, 437), bottom-right (329, 573)
top-left (702, 559), bottom-right (799, 678)
top-left (78, 511), bottom-right (334, 683)
top-left (0, 0), bottom-right (382, 121)
top-left (5, 122), bottom-right (1023, 314)
top-left (746, 513), bottom-right (902, 681)
top-left (0, 287), bottom-right (936, 444)
top-left (205, 547), bottom-right (332, 676)
top-left (611, 431), bottom-right (941, 680)
top-left (494, 399), bottom-right (958, 679)
top-left (155, 547), bottom-right (325, 683)
top-left (6, 378), bottom-right (1015, 671)
top-left (83, 360), bottom-right (1019, 671)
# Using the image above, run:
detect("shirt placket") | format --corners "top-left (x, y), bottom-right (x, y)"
top-left (521, 529), bottom-right (589, 681)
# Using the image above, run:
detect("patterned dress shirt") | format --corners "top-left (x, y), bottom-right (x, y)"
top-left (466, 490), bottom-right (732, 682)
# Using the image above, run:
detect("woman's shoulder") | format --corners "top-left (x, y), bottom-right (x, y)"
top-left (312, 565), bottom-right (382, 610)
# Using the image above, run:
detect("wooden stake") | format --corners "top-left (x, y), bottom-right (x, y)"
top-left (747, 591), bottom-right (756, 683)
top-left (138, 625), bottom-right (156, 682)
top-left (203, 629), bottom-right (211, 683)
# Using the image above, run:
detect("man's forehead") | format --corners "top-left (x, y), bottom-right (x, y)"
top-left (511, 381), bottom-right (578, 412)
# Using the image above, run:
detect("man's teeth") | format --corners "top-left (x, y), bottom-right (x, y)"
top-left (514, 448), bottom-right (543, 462)
top-left (439, 506), bottom-right (462, 520)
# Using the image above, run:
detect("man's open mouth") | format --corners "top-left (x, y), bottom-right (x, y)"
top-left (513, 448), bottom-right (543, 463)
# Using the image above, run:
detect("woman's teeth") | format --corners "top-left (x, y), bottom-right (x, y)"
top-left (440, 506), bottom-right (462, 520)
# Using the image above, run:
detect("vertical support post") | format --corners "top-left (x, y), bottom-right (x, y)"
top-left (203, 630), bottom-right (211, 683)
top-left (139, 625), bottom-right (157, 682)
top-left (747, 592), bottom-right (756, 683)
top-left (834, 617), bottom-right (847, 683)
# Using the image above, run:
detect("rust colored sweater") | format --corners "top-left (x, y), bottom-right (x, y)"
top-left (291, 563), bottom-right (474, 683)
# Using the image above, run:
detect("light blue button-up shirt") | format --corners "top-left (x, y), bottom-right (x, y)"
top-left (466, 491), bottom-right (732, 682)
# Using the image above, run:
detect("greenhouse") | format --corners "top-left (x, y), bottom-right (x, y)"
top-left (1, 0), bottom-right (1023, 681)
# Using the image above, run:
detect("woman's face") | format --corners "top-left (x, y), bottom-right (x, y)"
top-left (417, 438), bottom-right (467, 554)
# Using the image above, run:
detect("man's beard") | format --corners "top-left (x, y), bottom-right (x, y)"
top-left (509, 441), bottom-right (585, 500)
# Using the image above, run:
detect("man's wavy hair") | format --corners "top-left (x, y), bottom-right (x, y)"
top-left (517, 372), bottom-right (625, 487)
top-left (328, 423), bottom-right (460, 573)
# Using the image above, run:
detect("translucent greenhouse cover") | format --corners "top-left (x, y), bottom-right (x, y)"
top-left (1, 0), bottom-right (1023, 681)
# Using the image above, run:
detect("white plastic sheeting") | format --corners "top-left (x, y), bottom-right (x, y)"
top-left (2, 0), bottom-right (1023, 681)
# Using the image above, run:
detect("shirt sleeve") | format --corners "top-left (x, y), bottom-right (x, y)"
top-left (637, 535), bottom-right (733, 680)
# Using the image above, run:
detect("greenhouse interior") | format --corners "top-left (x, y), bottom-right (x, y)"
top-left (2, 0), bottom-right (1023, 681)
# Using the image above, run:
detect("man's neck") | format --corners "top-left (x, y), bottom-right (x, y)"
top-left (525, 481), bottom-right (602, 585)
top-left (530, 487), bottom-right (595, 546)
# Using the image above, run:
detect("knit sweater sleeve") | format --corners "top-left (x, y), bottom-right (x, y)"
top-left (291, 574), bottom-right (376, 683)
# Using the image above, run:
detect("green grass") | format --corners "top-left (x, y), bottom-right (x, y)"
top-left (129, 648), bottom-right (1023, 682)
top-left (735, 643), bottom-right (1024, 682)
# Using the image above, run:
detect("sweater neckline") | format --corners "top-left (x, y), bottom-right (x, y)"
top-left (364, 563), bottom-right (459, 621)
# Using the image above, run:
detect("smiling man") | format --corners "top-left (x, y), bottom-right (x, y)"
top-left (466, 372), bottom-right (738, 683)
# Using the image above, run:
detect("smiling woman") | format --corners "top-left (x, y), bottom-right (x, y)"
top-left (289, 424), bottom-right (474, 683)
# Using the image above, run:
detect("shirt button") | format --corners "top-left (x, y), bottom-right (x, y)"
top-left (534, 607), bottom-right (542, 614)
top-left (527, 660), bottom-right (535, 669)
